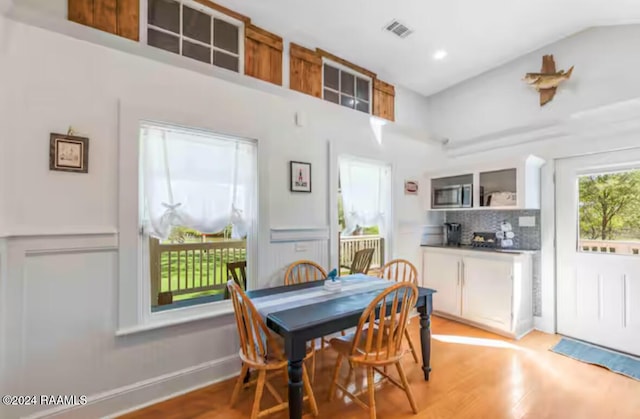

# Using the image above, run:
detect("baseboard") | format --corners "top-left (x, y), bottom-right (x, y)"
top-left (23, 354), bottom-right (240, 419)
top-left (534, 315), bottom-right (555, 334)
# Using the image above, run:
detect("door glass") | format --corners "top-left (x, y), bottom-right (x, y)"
top-left (578, 169), bottom-right (640, 255)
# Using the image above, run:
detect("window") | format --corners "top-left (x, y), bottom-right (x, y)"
top-left (140, 122), bottom-right (257, 312)
top-left (323, 62), bottom-right (371, 114)
top-left (578, 169), bottom-right (640, 255)
top-left (147, 0), bottom-right (242, 72)
top-left (338, 157), bottom-right (391, 273)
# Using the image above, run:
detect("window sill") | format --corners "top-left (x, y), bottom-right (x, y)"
top-left (115, 300), bottom-right (235, 336)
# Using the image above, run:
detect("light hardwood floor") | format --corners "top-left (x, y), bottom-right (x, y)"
top-left (120, 316), bottom-right (640, 419)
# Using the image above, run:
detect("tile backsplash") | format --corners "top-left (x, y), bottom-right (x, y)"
top-left (444, 209), bottom-right (541, 250)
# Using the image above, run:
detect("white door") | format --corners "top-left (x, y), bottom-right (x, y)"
top-left (556, 150), bottom-right (640, 355)
top-left (423, 251), bottom-right (461, 316)
top-left (461, 255), bottom-right (513, 332)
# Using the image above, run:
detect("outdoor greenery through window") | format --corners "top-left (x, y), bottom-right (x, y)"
top-left (140, 122), bottom-right (256, 312)
top-left (578, 169), bottom-right (640, 255)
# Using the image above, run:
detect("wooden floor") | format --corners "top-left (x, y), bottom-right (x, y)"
top-left (121, 316), bottom-right (640, 419)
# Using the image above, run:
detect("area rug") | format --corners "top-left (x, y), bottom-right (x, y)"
top-left (550, 338), bottom-right (640, 381)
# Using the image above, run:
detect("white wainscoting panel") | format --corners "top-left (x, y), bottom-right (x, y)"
top-left (0, 233), bottom-right (240, 419)
top-left (262, 240), bottom-right (329, 289)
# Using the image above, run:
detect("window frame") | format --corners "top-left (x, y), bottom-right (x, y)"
top-left (321, 59), bottom-right (372, 115)
top-left (118, 102), bottom-right (260, 336)
top-left (141, 0), bottom-right (245, 74)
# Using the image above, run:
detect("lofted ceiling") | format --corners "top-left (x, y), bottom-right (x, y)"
top-left (216, 0), bottom-right (640, 96)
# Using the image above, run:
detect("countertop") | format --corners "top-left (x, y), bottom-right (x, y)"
top-left (420, 244), bottom-right (540, 254)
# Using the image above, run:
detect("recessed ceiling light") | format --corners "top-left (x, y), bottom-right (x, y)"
top-left (433, 49), bottom-right (448, 60)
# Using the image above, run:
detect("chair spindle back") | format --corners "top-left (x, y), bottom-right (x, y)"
top-left (351, 282), bottom-right (418, 363)
top-left (379, 259), bottom-right (418, 285)
top-left (284, 260), bottom-right (327, 285)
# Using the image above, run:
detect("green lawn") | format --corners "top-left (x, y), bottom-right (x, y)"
top-left (160, 247), bottom-right (246, 301)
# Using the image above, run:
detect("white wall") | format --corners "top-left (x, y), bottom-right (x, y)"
top-left (0, 14), bottom-right (437, 418)
top-left (428, 24), bottom-right (640, 143)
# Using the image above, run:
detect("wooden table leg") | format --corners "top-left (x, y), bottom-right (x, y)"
top-left (418, 303), bottom-right (432, 381)
top-left (288, 358), bottom-right (304, 419)
top-left (286, 337), bottom-right (307, 419)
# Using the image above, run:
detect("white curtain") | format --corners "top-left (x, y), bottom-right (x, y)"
top-left (140, 123), bottom-right (256, 240)
top-left (339, 157), bottom-right (391, 236)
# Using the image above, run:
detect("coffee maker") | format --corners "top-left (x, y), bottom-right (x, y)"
top-left (444, 223), bottom-right (462, 246)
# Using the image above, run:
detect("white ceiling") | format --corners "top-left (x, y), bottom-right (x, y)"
top-left (217, 0), bottom-right (640, 96)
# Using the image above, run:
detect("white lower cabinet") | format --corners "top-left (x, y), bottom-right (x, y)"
top-left (423, 247), bottom-right (533, 339)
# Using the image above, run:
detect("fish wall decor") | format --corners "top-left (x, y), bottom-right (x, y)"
top-left (523, 55), bottom-right (574, 106)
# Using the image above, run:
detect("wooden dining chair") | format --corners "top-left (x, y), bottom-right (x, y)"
top-left (224, 261), bottom-right (247, 300)
top-left (227, 280), bottom-right (319, 419)
top-left (327, 282), bottom-right (419, 419)
top-left (284, 260), bottom-right (327, 285)
top-left (378, 259), bottom-right (420, 363)
top-left (342, 248), bottom-right (375, 275)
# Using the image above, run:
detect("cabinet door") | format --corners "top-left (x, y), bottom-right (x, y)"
top-left (461, 256), bottom-right (513, 332)
top-left (423, 251), bottom-right (461, 316)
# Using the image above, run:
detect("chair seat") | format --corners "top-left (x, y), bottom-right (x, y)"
top-left (240, 334), bottom-right (314, 369)
top-left (329, 329), bottom-right (403, 361)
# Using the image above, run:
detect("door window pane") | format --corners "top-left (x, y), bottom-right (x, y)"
top-left (183, 6), bottom-right (211, 44)
top-left (578, 169), bottom-right (640, 255)
top-left (213, 51), bottom-right (239, 71)
top-left (148, 0), bottom-right (180, 33)
top-left (183, 40), bottom-right (211, 64)
top-left (324, 64), bottom-right (339, 90)
top-left (356, 78), bottom-right (370, 101)
top-left (324, 89), bottom-right (339, 104)
top-left (340, 72), bottom-right (355, 96)
top-left (148, 28), bottom-right (180, 54)
top-left (214, 18), bottom-right (239, 54)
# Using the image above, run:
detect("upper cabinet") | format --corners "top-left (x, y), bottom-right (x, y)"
top-left (426, 155), bottom-right (545, 210)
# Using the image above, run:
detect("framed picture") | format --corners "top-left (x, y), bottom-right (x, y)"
top-left (404, 180), bottom-right (419, 195)
top-left (290, 161), bottom-right (312, 193)
top-left (50, 133), bottom-right (89, 173)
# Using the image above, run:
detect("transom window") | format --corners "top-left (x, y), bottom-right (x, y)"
top-left (323, 62), bottom-right (371, 114)
top-left (147, 0), bottom-right (242, 72)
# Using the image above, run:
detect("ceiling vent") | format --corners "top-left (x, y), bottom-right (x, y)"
top-left (384, 20), bottom-right (413, 38)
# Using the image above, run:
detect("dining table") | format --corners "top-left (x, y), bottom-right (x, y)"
top-left (247, 274), bottom-right (436, 419)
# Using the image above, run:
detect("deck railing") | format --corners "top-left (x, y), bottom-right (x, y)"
top-left (339, 234), bottom-right (385, 273)
top-left (149, 238), bottom-right (246, 306)
top-left (578, 239), bottom-right (640, 255)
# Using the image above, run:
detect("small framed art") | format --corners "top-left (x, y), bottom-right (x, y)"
top-left (404, 180), bottom-right (419, 195)
top-left (290, 161), bottom-right (312, 193)
top-left (50, 133), bottom-right (89, 173)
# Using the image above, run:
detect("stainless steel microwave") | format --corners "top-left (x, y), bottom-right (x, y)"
top-left (432, 184), bottom-right (473, 208)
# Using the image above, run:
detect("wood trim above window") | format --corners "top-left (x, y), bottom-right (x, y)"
top-left (373, 79), bottom-right (395, 96)
top-left (290, 43), bottom-right (322, 98)
top-left (316, 48), bottom-right (376, 79)
top-left (192, 0), bottom-right (251, 23)
top-left (244, 24), bottom-right (283, 86)
top-left (290, 43), bottom-right (322, 66)
top-left (245, 24), bottom-right (283, 51)
top-left (68, 0), bottom-right (139, 41)
top-left (373, 78), bottom-right (395, 122)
